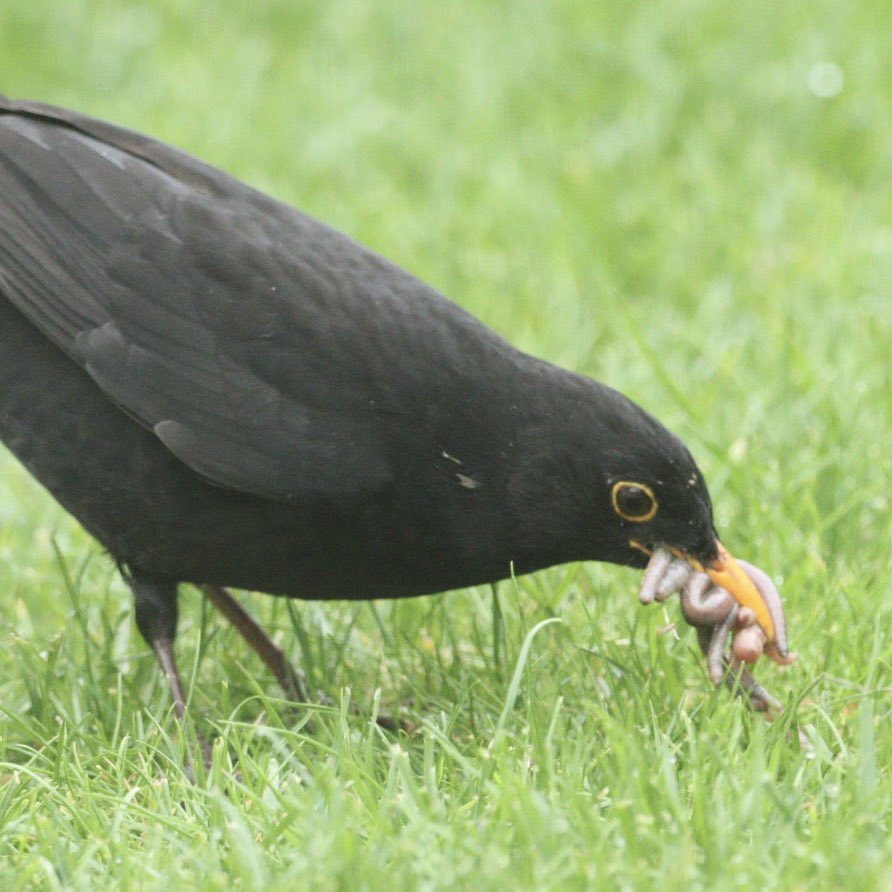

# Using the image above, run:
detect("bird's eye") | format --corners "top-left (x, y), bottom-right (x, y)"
top-left (611, 481), bottom-right (658, 522)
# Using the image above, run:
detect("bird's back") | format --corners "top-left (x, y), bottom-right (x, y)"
top-left (0, 98), bottom-right (571, 597)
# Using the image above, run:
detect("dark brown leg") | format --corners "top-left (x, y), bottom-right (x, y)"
top-left (129, 571), bottom-right (211, 769)
top-left (201, 585), bottom-right (308, 702)
top-left (152, 637), bottom-right (188, 720)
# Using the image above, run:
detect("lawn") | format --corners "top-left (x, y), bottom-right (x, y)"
top-left (1, 1), bottom-right (890, 888)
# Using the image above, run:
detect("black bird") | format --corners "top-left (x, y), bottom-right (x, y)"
top-left (0, 98), bottom-right (790, 724)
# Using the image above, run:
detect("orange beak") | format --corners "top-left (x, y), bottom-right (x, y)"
top-left (688, 541), bottom-right (777, 643)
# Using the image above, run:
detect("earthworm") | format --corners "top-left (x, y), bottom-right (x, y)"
top-left (638, 547), bottom-right (672, 604)
top-left (679, 574), bottom-right (735, 626)
top-left (706, 603), bottom-right (739, 684)
top-left (656, 559), bottom-right (694, 601)
top-left (638, 546), bottom-right (793, 712)
top-left (736, 558), bottom-right (792, 662)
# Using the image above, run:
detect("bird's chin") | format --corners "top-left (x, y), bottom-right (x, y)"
top-left (626, 538), bottom-right (655, 565)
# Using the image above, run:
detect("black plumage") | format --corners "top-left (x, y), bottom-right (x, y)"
top-left (0, 98), bottom-right (787, 724)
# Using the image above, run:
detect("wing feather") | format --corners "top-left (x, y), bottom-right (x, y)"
top-left (0, 100), bottom-right (393, 499)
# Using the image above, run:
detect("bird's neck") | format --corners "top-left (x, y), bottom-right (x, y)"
top-left (482, 358), bottom-right (612, 571)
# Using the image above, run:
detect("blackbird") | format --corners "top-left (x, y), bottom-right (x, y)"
top-left (0, 98), bottom-right (790, 724)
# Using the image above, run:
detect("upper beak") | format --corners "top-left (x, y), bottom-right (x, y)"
top-left (691, 541), bottom-right (779, 647)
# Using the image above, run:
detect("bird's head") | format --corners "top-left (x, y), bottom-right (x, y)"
top-left (508, 370), bottom-right (786, 653)
top-left (589, 390), bottom-right (785, 652)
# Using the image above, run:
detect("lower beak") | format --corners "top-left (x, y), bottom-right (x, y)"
top-left (691, 541), bottom-right (777, 644)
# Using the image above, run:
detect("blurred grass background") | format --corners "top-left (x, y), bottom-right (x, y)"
top-left (0, 0), bottom-right (890, 888)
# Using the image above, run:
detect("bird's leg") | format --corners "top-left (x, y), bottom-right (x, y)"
top-left (131, 573), bottom-right (185, 715)
top-left (201, 585), bottom-right (308, 702)
top-left (129, 571), bottom-right (211, 769)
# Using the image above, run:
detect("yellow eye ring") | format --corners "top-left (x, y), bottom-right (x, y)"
top-left (611, 481), bottom-right (658, 523)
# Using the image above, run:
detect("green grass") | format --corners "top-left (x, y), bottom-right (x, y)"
top-left (2, 0), bottom-right (891, 888)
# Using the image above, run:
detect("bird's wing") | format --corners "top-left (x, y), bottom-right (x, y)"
top-left (0, 98), bottom-right (396, 500)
